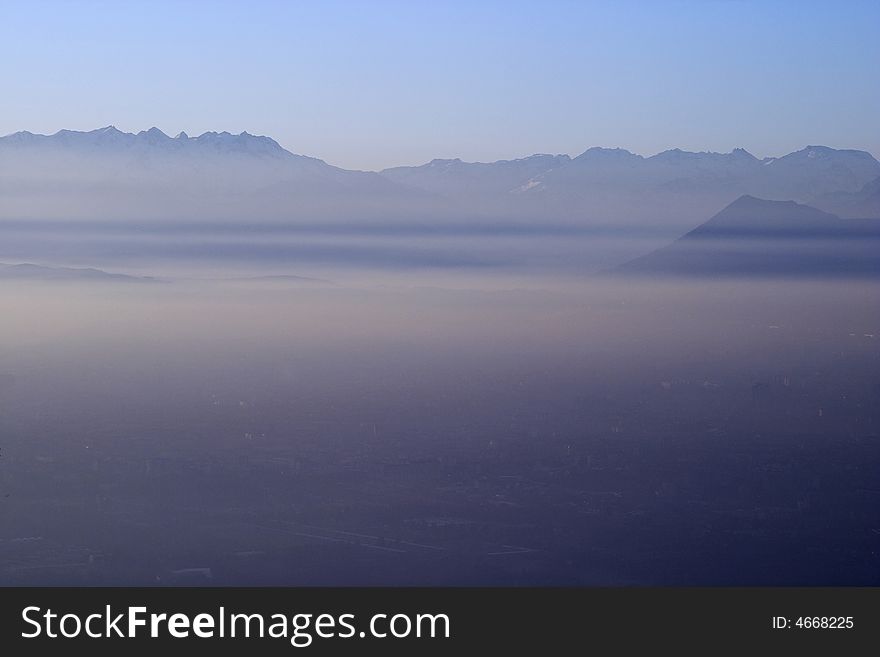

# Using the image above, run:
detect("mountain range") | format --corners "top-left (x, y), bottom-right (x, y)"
top-left (1, 127), bottom-right (878, 230)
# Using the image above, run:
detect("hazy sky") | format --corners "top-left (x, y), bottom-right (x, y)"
top-left (2, 0), bottom-right (877, 170)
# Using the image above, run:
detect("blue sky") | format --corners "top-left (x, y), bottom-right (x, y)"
top-left (1, 0), bottom-right (877, 170)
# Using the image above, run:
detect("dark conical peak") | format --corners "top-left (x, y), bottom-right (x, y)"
top-left (691, 195), bottom-right (839, 237)
top-left (723, 194), bottom-right (802, 212)
top-left (727, 194), bottom-right (772, 207)
top-left (176, 131), bottom-right (188, 139)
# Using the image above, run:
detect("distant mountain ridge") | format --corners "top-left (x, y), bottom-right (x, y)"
top-left (381, 153), bottom-right (571, 197)
top-left (1, 126), bottom-right (878, 225)
top-left (385, 145), bottom-right (880, 224)
top-left (2, 126), bottom-right (291, 157)
top-left (0, 126), bottom-right (429, 222)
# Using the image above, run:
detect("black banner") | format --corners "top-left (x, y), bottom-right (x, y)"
top-left (1, 587), bottom-right (876, 654)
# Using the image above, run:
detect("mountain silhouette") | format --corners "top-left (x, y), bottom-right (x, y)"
top-left (616, 196), bottom-right (880, 277)
top-left (1, 127), bottom-right (878, 226)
